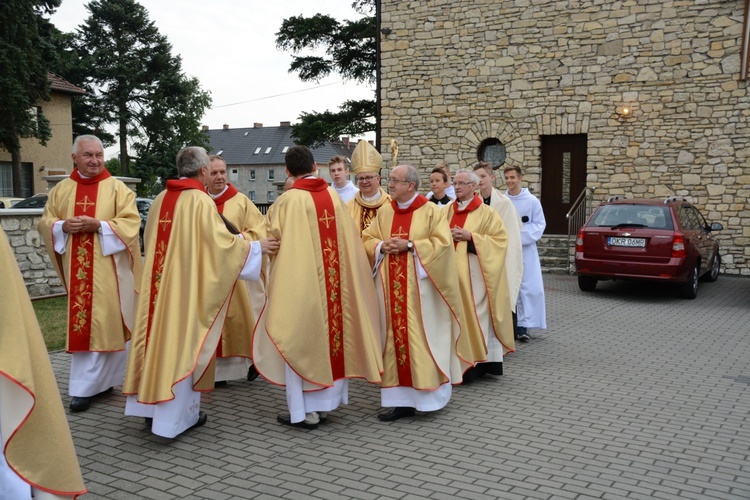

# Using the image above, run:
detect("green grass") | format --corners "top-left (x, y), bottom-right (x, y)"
top-left (32, 296), bottom-right (68, 351)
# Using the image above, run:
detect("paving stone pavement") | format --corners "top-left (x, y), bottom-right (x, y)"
top-left (49, 274), bottom-right (750, 499)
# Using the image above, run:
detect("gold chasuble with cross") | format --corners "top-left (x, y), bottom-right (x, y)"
top-left (39, 169), bottom-right (142, 352)
top-left (252, 178), bottom-right (383, 390)
top-left (0, 226), bottom-right (87, 498)
top-left (211, 183), bottom-right (267, 360)
top-left (362, 196), bottom-right (469, 388)
top-left (123, 179), bottom-right (251, 403)
top-left (346, 187), bottom-right (391, 235)
top-left (450, 196), bottom-right (515, 357)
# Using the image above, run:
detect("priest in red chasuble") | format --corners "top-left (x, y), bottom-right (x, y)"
top-left (449, 169), bottom-right (515, 383)
top-left (362, 164), bottom-right (474, 422)
top-left (38, 134), bottom-right (142, 413)
top-left (346, 139), bottom-right (391, 235)
top-left (123, 147), bottom-right (278, 438)
top-left (0, 226), bottom-right (86, 499)
top-left (253, 145), bottom-right (383, 430)
top-left (206, 155), bottom-right (267, 384)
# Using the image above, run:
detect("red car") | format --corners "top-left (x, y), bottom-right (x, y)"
top-left (575, 196), bottom-right (723, 299)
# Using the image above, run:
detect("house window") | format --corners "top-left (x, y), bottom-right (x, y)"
top-left (267, 169), bottom-right (275, 181)
top-left (249, 190), bottom-right (256, 201)
top-left (0, 161), bottom-right (33, 197)
top-left (254, 147), bottom-right (261, 155)
top-left (250, 170), bottom-right (256, 180)
top-left (230, 169), bottom-right (238, 182)
top-left (282, 146), bottom-right (289, 153)
top-left (265, 147), bottom-right (272, 154)
top-left (268, 191), bottom-right (275, 202)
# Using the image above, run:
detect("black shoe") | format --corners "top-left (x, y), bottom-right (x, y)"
top-left (97, 387), bottom-right (114, 396)
top-left (247, 365), bottom-right (259, 382)
top-left (518, 333), bottom-right (530, 343)
top-left (481, 362), bottom-right (503, 376)
top-left (69, 396), bottom-right (92, 412)
top-left (144, 417), bottom-right (153, 426)
top-left (277, 412), bottom-right (318, 430)
top-left (189, 411), bottom-right (207, 430)
top-left (377, 407), bottom-right (416, 422)
top-left (462, 366), bottom-right (480, 385)
top-left (214, 380), bottom-right (228, 388)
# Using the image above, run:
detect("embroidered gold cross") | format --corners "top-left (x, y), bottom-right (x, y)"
top-left (319, 209), bottom-right (335, 229)
top-left (76, 196), bottom-right (95, 213)
top-left (392, 226), bottom-right (409, 238)
top-left (159, 212), bottom-right (172, 231)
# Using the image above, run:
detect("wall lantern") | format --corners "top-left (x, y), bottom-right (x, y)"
top-left (615, 105), bottom-right (634, 118)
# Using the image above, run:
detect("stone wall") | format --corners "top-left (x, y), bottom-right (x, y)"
top-left (1, 210), bottom-right (64, 297)
top-left (380, 0), bottom-right (749, 275)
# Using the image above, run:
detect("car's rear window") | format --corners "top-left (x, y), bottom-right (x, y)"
top-left (589, 204), bottom-right (674, 230)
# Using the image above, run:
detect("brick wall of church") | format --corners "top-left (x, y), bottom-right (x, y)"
top-left (380, 0), bottom-right (749, 274)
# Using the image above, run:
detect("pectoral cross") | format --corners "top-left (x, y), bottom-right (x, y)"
top-left (319, 209), bottom-right (335, 229)
top-left (76, 196), bottom-right (95, 213)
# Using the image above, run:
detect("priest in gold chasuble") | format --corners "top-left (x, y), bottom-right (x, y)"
top-left (346, 139), bottom-right (391, 235)
top-left (253, 145), bottom-right (383, 430)
top-left (0, 226), bottom-right (87, 499)
top-left (38, 135), bottom-right (142, 413)
top-left (449, 169), bottom-right (515, 382)
top-left (206, 156), bottom-right (267, 383)
top-left (123, 147), bottom-right (277, 438)
top-left (362, 165), bottom-right (467, 422)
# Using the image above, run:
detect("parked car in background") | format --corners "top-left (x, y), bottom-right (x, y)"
top-left (575, 196), bottom-right (723, 299)
top-left (135, 197), bottom-right (153, 252)
top-left (12, 193), bottom-right (48, 209)
top-left (0, 197), bottom-right (24, 208)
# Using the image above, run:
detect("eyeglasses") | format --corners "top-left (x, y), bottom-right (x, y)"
top-left (454, 181), bottom-right (475, 187)
top-left (387, 178), bottom-right (410, 184)
top-left (356, 175), bottom-right (378, 183)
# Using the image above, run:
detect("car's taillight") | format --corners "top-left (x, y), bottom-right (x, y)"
top-left (672, 233), bottom-right (686, 258)
top-left (576, 230), bottom-right (584, 252)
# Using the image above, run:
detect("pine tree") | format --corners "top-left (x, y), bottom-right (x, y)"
top-left (276, 0), bottom-right (376, 147)
top-left (76, 0), bottom-right (211, 177)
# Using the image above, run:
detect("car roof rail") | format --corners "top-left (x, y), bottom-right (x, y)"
top-left (664, 195), bottom-right (688, 204)
top-left (607, 195), bottom-right (624, 202)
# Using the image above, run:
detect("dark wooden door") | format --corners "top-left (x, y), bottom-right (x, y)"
top-left (540, 134), bottom-right (588, 234)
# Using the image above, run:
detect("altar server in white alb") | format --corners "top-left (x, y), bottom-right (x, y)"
top-left (503, 166), bottom-right (547, 341)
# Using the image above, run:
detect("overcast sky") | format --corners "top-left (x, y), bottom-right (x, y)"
top-left (48, 0), bottom-right (374, 151)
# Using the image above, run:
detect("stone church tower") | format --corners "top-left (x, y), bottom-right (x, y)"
top-left (379, 0), bottom-right (749, 274)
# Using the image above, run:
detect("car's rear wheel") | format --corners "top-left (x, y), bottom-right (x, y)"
top-left (701, 253), bottom-right (720, 282)
top-left (578, 275), bottom-right (597, 292)
top-left (678, 262), bottom-right (699, 299)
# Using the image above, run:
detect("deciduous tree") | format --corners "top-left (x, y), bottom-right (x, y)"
top-left (0, 0), bottom-right (60, 196)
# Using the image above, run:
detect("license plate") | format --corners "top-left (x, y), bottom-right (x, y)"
top-left (608, 237), bottom-right (646, 248)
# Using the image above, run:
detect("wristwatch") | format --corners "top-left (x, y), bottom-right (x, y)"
top-left (406, 240), bottom-right (414, 252)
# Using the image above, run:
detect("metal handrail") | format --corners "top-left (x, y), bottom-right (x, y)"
top-left (565, 187), bottom-right (593, 274)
